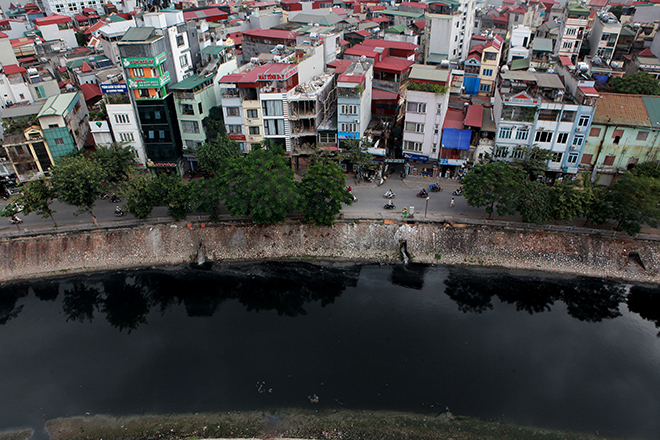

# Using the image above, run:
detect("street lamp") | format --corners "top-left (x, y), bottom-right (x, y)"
top-left (425, 196), bottom-right (430, 218)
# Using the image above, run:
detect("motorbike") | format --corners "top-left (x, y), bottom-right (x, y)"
top-left (114, 206), bottom-right (125, 217)
top-left (109, 194), bottom-right (121, 203)
top-left (99, 193), bottom-right (110, 200)
top-left (417, 189), bottom-right (429, 198)
top-left (430, 183), bottom-right (443, 192)
top-left (384, 201), bottom-right (396, 210)
top-left (383, 190), bottom-right (395, 199)
top-left (453, 187), bottom-right (464, 196)
top-left (9, 215), bottom-right (23, 224)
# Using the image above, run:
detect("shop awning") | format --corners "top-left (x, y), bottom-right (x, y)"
top-left (441, 128), bottom-right (471, 150)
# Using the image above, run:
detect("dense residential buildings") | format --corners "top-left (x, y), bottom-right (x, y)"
top-left (555, 4), bottom-right (589, 65)
top-left (422, 0), bottom-right (477, 64)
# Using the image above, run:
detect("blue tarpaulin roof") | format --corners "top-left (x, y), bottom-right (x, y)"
top-left (441, 128), bottom-right (471, 150)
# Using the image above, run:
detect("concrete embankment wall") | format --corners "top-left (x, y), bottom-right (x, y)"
top-left (1, 220), bottom-right (659, 283)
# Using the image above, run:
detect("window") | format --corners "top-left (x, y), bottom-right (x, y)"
top-left (550, 152), bottom-right (563, 162)
top-left (437, 104), bottom-right (442, 114)
top-left (133, 67), bottom-right (144, 77)
top-left (566, 27), bottom-right (576, 36)
top-left (434, 124), bottom-right (439, 134)
top-left (198, 102), bottom-right (203, 114)
top-left (515, 127), bottom-right (529, 140)
top-left (249, 126), bottom-right (260, 135)
top-left (19, 93), bottom-right (24, 100)
top-left (148, 131), bottom-right (154, 139)
top-left (226, 107), bottom-right (240, 116)
top-left (154, 111), bottom-right (162, 121)
top-left (265, 119), bottom-right (285, 135)
top-left (341, 104), bottom-right (358, 115)
top-left (181, 104), bottom-right (194, 115)
top-left (114, 114), bottom-right (129, 124)
top-left (578, 116), bottom-right (590, 127)
top-left (138, 89), bottom-right (149, 98)
top-left (49, 124), bottom-right (59, 129)
top-left (36, 86), bottom-right (45, 99)
top-left (538, 109), bottom-right (560, 121)
top-left (499, 127), bottom-right (512, 139)
top-left (54, 138), bottom-right (64, 145)
top-left (637, 131), bottom-right (649, 141)
top-left (494, 146), bottom-right (509, 157)
top-left (479, 83), bottom-right (491, 92)
top-left (119, 132), bottom-right (134, 142)
top-left (247, 109), bottom-right (258, 118)
top-left (567, 153), bottom-right (579, 163)
top-left (226, 124), bottom-right (241, 134)
top-left (406, 102), bottom-right (426, 113)
top-left (159, 130), bottom-right (166, 139)
top-left (341, 123), bottom-right (357, 133)
top-left (181, 121), bottom-right (200, 134)
top-left (482, 68), bottom-right (493, 77)
top-left (604, 155), bottom-right (615, 166)
top-left (572, 136), bottom-right (583, 147)
top-left (557, 132), bottom-right (569, 143)
top-left (512, 147), bottom-right (525, 159)
top-left (180, 55), bottom-right (188, 68)
top-left (563, 41), bottom-right (572, 49)
top-left (403, 141), bottom-right (422, 151)
top-left (535, 131), bottom-right (552, 143)
top-left (590, 127), bottom-right (601, 137)
top-left (405, 122), bottom-right (424, 133)
top-left (262, 100), bottom-right (284, 116)
top-left (176, 34), bottom-right (184, 47)
top-left (560, 111), bottom-right (576, 122)
top-left (319, 132), bottom-right (336, 143)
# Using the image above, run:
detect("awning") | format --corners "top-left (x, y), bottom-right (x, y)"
top-left (578, 86), bottom-right (598, 96)
top-left (558, 56), bottom-right (574, 67)
top-left (441, 128), bottom-right (471, 150)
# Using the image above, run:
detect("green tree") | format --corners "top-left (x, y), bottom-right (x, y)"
top-left (150, 173), bottom-right (191, 221)
top-left (343, 139), bottom-right (377, 175)
top-left (0, 201), bottom-right (23, 229)
top-left (202, 106), bottom-right (228, 143)
top-left (462, 160), bottom-right (525, 219)
top-left (188, 176), bottom-right (223, 222)
top-left (75, 31), bottom-right (89, 47)
top-left (14, 177), bottom-right (58, 227)
top-left (51, 155), bottom-right (105, 225)
top-left (299, 162), bottom-right (352, 226)
top-left (91, 142), bottom-right (136, 183)
top-left (629, 161), bottom-right (660, 179)
top-left (609, 72), bottom-right (660, 95)
top-left (609, 4), bottom-right (623, 20)
top-left (120, 172), bottom-right (155, 219)
top-left (220, 144), bottom-right (298, 224)
top-left (516, 180), bottom-right (553, 224)
top-left (196, 136), bottom-right (240, 175)
top-left (516, 147), bottom-right (552, 181)
top-left (548, 177), bottom-right (589, 223)
top-left (606, 174), bottom-right (660, 236)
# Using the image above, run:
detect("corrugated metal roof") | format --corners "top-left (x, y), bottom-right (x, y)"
top-left (381, 9), bottom-right (424, 18)
top-left (510, 57), bottom-right (530, 70)
top-left (532, 38), bottom-right (553, 52)
top-left (408, 64), bottom-right (449, 82)
top-left (642, 96), bottom-right (660, 127)
top-left (37, 92), bottom-right (78, 118)
top-left (170, 74), bottom-right (213, 90)
top-left (200, 44), bottom-right (230, 55)
top-left (121, 26), bottom-right (155, 42)
top-left (534, 73), bottom-right (564, 89)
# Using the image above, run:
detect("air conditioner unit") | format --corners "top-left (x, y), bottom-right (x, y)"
top-left (250, 136), bottom-right (255, 140)
top-left (354, 119), bottom-right (359, 123)
top-left (570, 145), bottom-right (578, 150)
top-left (247, 118), bottom-right (253, 123)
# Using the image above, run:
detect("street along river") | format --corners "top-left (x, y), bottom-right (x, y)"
top-left (1, 262), bottom-right (659, 439)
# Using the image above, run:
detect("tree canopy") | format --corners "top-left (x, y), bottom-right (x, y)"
top-left (91, 142), bottom-right (136, 183)
top-left (462, 160), bottom-right (525, 219)
top-left (14, 176), bottom-right (58, 226)
top-left (608, 72), bottom-right (660, 95)
top-left (299, 162), bottom-right (352, 226)
top-left (51, 155), bottom-right (105, 224)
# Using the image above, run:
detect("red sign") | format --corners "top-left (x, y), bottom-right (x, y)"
top-left (229, 134), bottom-right (246, 141)
top-left (257, 66), bottom-right (298, 81)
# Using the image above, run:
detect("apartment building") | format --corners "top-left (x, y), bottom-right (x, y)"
top-left (422, 0), bottom-right (477, 64)
top-left (555, 4), bottom-right (589, 65)
top-left (337, 61), bottom-right (373, 144)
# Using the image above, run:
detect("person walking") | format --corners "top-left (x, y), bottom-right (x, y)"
top-left (450, 198), bottom-right (455, 208)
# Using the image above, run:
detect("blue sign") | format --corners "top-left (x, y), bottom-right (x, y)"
top-left (100, 83), bottom-right (129, 94)
top-left (338, 132), bottom-right (360, 140)
top-left (403, 152), bottom-right (430, 161)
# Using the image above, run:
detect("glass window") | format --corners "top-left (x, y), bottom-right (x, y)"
top-left (405, 122), bottom-right (424, 133)
top-left (262, 100), bottom-right (283, 116)
top-left (578, 116), bottom-right (590, 127)
top-left (403, 141), bottom-right (422, 151)
top-left (138, 89), bottom-right (149, 98)
top-left (226, 107), bottom-right (240, 116)
top-left (181, 104), bottom-right (194, 115)
top-left (227, 124), bottom-right (242, 134)
top-left (534, 131), bottom-right (552, 143)
top-left (249, 126), bottom-right (260, 135)
top-left (247, 109), bottom-right (258, 118)
top-left (133, 67), bottom-right (144, 77)
top-left (265, 119), bottom-right (285, 135)
top-left (515, 127), bottom-right (529, 140)
top-left (180, 55), bottom-right (188, 68)
top-left (567, 153), bottom-right (579, 163)
top-left (181, 121), bottom-right (200, 134)
top-left (557, 132), bottom-right (569, 143)
top-left (176, 35), bottom-right (184, 47)
top-left (499, 127), bottom-right (512, 139)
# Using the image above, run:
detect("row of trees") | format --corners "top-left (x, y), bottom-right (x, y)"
top-left (3, 109), bottom-right (373, 227)
top-left (462, 150), bottom-right (660, 236)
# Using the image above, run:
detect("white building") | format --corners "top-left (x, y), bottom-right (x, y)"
top-left (34, 15), bottom-right (78, 50)
top-left (555, 4), bottom-right (590, 65)
top-left (40, 0), bottom-right (105, 17)
top-left (402, 65), bottom-right (451, 161)
top-left (140, 11), bottom-right (194, 83)
top-left (102, 84), bottom-right (147, 167)
top-left (507, 26), bottom-right (532, 63)
top-left (589, 12), bottom-right (621, 62)
top-left (423, 0), bottom-right (477, 64)
top-left (98, 19), bottom-right (138, 65)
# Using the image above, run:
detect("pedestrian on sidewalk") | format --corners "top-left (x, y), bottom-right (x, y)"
top-left (450, 198), bottom-right (455, 208)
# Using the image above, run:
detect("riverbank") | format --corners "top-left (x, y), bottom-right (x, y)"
top-left (35, 409), bottom-right (623, 440)
top-left (1, 219), bottom-right (659, 284)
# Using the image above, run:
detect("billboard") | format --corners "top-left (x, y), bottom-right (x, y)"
top-left (100, 83), bottom-right (128, 94)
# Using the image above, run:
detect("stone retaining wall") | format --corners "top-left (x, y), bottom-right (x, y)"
top-left (1, 220), bottom-right (658, 283)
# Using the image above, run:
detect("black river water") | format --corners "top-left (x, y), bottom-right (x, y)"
top-left (1, 262), bottom-right (660, 439)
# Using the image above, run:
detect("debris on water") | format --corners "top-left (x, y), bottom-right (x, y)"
top-left (308, 394), bottom-right (319, 403)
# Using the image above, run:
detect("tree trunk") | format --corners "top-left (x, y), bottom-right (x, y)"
top-left (91, 210), bottom-right (98, 225)
top-left (50, 213), bottom-right (58, 228)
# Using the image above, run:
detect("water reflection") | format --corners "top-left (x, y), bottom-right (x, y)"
top-left (0, 263), bottom-right (659, 333)
top-left (443, 267), bottom-right (631, 323)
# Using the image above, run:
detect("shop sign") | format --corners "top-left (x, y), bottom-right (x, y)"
top-left (438, 158), bottom-right (466, 166)
top-left (147, 160), bottom-right (177, 168)
top-left (385, 158), bottom-right (405, 163)
top-left (121, 52), bottom-right (167, 68)
top-left (100, 83), bottom-right (128, 94)
top-left (403, 152), bottom-right (430, 162)
top-left (228, 134), bottom-right (246, 141)
top-left (257, 66), bottom-right (297, 81)
top-left (128, 71), bottom-right (171, 89)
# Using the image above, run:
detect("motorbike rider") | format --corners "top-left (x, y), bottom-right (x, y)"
top-left (418, 188), bottom-right (428, 197)
top-left (385, 189), bottom-right (394, 198)
top-left (115, 205), bottom-right (123, 215)
top-left (385, 199), bottom-right (395, 208)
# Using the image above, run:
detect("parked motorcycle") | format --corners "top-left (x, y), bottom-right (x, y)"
top-left (383, 190), bottom-right (395, 199)
top-left (99, 193), bottom-right (110, 200)
top-left (430, 183), bottom-right (443, 192)
top-left (9, 215), bottom-right (23, 224)
top-left (114, 206), bottom-right (125, 217)
top-left (417, 189), bottom-right (429, 198)
top-left (453, 187), bottom-right (464, 196)
top-left (109, 194), bottom-right (121, 203)
top-left (384, 201), bottom-right (396, 210)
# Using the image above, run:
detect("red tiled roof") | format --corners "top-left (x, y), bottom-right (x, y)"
top-left (443, 108), bottom-right (464, 129)
top-left (509, 6), bottom-right (527, 13)
top-left (18, 56), bottom-right (36, 63)
top-left (579, 86), bottom-right (599, 96)
top-left (469, 43), bottom-right (484, 54)
top-left (367, 16), bottom-right (391, 23)
top-left (344, 46), bottom-right (377, 57)
top-left (355, 29), bottom-right (371, 36)
top-left (81, 61), bottom-right (93, 72)
top-left (472, 34), bottom-right (487, 41)
top-left (35, 14), bottom-right (72, 25)
top-left (589, 0), bottom-right (610, 6)
top-left (0, 31), bottom-right (8, 39)
top-left (400, 1), bottom-right (427, 8)
top-left (338, 72), bottom-right (365, 83)
top-left (340, 39), bottom-right (350, 46)
top-left (558, 56), bottom-right (574, 66)
top-left (75, 13), bottom-right (90, 21)
top-left (413, 20), bottom-right (425, 29)
top-left (368, 5), bottom-right (386, 11)
top-left (3, 64), bottom-right (26, 75)
top-left (361, 39), bottom-right (418, 51)
top-left (465, 105), bottom-right (483, 127)
top-left (375, 56), bottom-right (414, 74)
top-left (81, 83), bottom-right (102, 101)
top-left (639, 48), bottom-right (654, 57)
top-left (327, 59), bottom-right (354, 74)
top-left (242, 28), bottom-right (297, 41)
